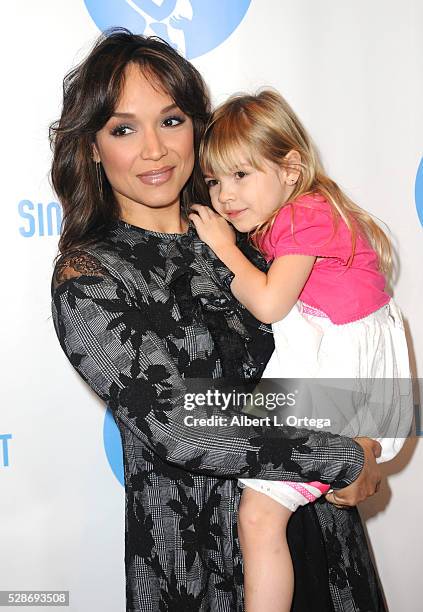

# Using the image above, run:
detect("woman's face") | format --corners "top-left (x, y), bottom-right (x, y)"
top-left (93, 63), bottom-right (195, 219)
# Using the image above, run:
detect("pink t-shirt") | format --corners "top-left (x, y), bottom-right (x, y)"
top-left (260, 193), bottom-right (390, 324)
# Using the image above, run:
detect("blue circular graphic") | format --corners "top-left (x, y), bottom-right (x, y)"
top-left (84, 0), bottom-right (251, 59)
top-left (103, 408), bottom-right (124, 486)
top-left (415, 158), bottom-right (423, 226)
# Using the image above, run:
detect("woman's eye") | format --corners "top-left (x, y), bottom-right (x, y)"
top-left (110, 124), bottom-right (134, 137)
top-left (235, 171), bottom-right (247, 179)
top-left (162, 115), bottom-right (185, 127)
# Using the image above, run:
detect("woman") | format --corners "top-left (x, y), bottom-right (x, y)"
top-left (50, 29), bottom-right (384, 611)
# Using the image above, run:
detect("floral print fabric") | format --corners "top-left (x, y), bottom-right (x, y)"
top-left (51, 219), bottom-right (385, 612)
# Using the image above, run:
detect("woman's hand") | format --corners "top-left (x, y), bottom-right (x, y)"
top-left (188, 204), bottom-right (236, 254)
top-left (325, 437), bottom-right (382, 508)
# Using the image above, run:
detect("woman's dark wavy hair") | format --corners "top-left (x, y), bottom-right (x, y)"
top-left (50, 28), bottom-right (211, 256)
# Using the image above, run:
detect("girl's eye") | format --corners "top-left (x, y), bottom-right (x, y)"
top-left (110, 124), bottom-right (134, 137)
top-left (235, 171), bottom-right (247, 179)
top-left (205, 179), bottom-right (218, 188)
top-left (162, 115), bottom-right (185, 127)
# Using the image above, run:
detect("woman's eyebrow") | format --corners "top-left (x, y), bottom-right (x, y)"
top-left (161, 103), bottom-right (179, 113)
top-left (112, 112), bottom-right (136, 118)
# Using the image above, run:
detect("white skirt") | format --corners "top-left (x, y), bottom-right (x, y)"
top-left (238, 299), bottom-right (413, 510)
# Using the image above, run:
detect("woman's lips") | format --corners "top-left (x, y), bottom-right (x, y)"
top-left (137, 166), bottom-right (175, 185)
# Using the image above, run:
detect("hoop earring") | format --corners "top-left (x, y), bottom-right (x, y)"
top-left (95, 161), bottom-right (104, 200)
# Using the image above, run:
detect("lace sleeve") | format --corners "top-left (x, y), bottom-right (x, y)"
top-left (52, 251), bottom-right (111, 290)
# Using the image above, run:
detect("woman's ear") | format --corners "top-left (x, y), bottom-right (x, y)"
top-left (284, 149), bottom-right (302, 185)
top-left (92, 142), bottom-right (101, 163)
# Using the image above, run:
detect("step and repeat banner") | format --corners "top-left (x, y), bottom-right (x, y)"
top-left (2, 1), bottom-right (422, 610)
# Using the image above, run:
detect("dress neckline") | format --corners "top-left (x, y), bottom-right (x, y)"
top-left (111, 218), bottom-right (196, 240)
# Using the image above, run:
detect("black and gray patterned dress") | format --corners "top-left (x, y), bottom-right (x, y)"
top-left (51, 219), bottom-right (386, 612)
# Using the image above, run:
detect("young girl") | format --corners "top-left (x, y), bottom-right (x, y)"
top-left (188, 90), bottom-right (413, 612)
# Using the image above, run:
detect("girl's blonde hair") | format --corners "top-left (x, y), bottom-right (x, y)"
top-left (200, 89), bottom-right (392, 275)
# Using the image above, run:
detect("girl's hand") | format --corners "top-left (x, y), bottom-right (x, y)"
top-left (188, 204), bottom-right (236, 254)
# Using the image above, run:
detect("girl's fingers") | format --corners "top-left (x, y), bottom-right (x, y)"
top-left (190, 204), bottom-right (210, 216)
top-left (190, 204), bottom-right (218, 220)
top-left (188, 213), bottom-right (202, 228)
top-left (188, 211), bottom-right (209, 231)
top-left (189, 204), bottom-right (201, 214)
top-left (189, 208), bottom-right (208, 224)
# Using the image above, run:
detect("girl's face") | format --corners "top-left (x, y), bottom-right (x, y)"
top-left (93, 63), bottom-right (195, 220)
top-left (204, 153), bottom-right (295, 233)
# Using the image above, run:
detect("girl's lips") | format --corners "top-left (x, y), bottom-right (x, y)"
top-left (137, 166), bottom-right (175, 185)
top-left (226, 209), bottom-right (247, 218)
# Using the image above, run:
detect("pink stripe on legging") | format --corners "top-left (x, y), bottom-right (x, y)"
top-left (285, 482), bottom-right (320, 502)
top-left (283, 481), bottom-right (330, 502)
top-left (307, 481), bottom-right (331, 494)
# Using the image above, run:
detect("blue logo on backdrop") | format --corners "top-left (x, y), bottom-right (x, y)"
top-left (103, 409), bottom-right (124, 486)
top-left (415, 158), bottom-right (423, 226)
top-left (83, 0), bottom-right (251, 59)
top-left (18, 200), bottom-right (62, 237)
top-left (0, 434), bottom-right (12, 467)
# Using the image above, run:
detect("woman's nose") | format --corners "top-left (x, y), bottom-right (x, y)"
top-left (140, 127), bottom-right (167, 161)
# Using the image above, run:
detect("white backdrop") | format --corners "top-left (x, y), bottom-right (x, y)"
top-left (1, 1), bottom-right (422, 611)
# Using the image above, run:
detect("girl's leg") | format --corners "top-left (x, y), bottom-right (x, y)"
top-left (238, 487), bottom-right (293, 612)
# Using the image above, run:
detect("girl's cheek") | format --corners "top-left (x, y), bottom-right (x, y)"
top-left (209, 194), bottom-right (218, 210)
top-left (212, 201), bottom-right (223, 215)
